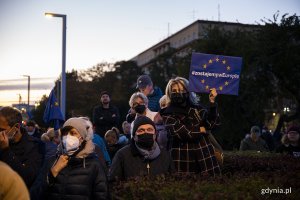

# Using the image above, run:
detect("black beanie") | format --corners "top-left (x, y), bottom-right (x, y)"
top-left (132, 116), bottom-right (156, 137)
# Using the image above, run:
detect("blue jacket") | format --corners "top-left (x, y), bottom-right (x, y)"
top-left (93, 134), bottom-right (111, 165)
top-left (147, 86), bottom-right (163, 112)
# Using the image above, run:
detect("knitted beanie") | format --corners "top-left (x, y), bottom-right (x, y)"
top-left (132, 116), bottom-right (156, 137)
top-left (63, 117), bottom-right (93, 141)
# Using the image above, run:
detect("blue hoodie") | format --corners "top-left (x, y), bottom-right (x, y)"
top-left (147, 86), bottom-right (163, 112)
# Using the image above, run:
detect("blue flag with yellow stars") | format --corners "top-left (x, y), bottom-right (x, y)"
top-left (43, 89), bottom-right (65, 130)
top-left (189, 52), bottom-right (242, 95)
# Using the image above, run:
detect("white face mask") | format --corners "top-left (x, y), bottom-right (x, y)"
top-left (62, 135), bottom-right (80, 155)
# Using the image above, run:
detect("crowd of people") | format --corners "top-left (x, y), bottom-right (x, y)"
top-left (0, 74), bottom-right (299, 199)
top-left (239, 124), bottom-right (300, 156)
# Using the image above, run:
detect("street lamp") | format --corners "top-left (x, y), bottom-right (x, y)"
top-left (23, 75), bottom-right (30, 111)
top-left (45, 12), bottom-right (67, 118)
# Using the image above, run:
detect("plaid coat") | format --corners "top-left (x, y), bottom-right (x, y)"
top-left (161, 102), bottom-right (221, 176)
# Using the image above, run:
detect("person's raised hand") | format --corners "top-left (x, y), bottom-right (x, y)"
top-left (51, 155), bottom-right (69, 177)
top-left (209, 88), bottom-right (217, 103)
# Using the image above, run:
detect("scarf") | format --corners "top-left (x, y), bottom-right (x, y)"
top-left (135, 141), bottom-right (161, 160)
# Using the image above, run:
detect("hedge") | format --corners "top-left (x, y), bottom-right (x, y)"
top-left (111, 152), bottom-right (300, 200)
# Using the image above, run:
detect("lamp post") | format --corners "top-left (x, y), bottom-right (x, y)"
top-left (23, 75), bottom-right (30, 111)
top-left (45, 12), bottom-right (67, 118)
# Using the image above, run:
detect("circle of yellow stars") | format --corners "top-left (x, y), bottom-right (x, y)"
top-left (200, 57), bottom-right (232, 91)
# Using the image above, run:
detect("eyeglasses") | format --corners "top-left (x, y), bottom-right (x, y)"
top-left (136, 127), bottom-right (155, 134)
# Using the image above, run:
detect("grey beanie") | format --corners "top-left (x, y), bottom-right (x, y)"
top-left (63, 117), bottom-right (93, 141)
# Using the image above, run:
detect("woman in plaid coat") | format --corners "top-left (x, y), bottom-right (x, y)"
top-left (161, 77), bottom-right (221, 176)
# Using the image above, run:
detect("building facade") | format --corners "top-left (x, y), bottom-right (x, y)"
top-left (130, 20), bottom-right (259, 67)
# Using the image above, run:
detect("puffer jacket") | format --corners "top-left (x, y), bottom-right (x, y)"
top-left (46, 154), bottom-right (108, 200)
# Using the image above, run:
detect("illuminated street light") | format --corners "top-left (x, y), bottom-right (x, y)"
top-left (45, 12), bottom-right (67, 118)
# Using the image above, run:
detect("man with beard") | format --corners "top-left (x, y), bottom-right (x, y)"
top-left (0, 107), bottom-right (44, 190)
top-left (93, 91), bottom-right (120, 138)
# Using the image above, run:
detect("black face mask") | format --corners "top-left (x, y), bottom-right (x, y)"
top-left (134, 104), bottom-right (146, 114)
top-left (170, 92), bottom-right (189, 106)
top-left (136, 133), bottom-right (154, 149)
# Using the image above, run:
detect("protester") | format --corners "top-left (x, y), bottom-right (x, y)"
top-left (121, 121), bottom-right (131, 140)
top-left (41, 128), bottom-right (60, 160)
top-left (276, 125), bottom-right (300, 157)
top-left (161, 77), bottom-right (221, 176)
top-left (26, 120), bottom-right (42, 138)
top-left (129, 92), bottom-right (159, 121)
top-left (42, 117), bottom-right (108, 199)
top-left (136, 74), bottom-right (163, 112)
top-left (126, 75), bottom-right (163, 123)
top-left (0, 161), bottom-right (30, 200)
top-left (0, 106), bottom-right (45, 189)
top-left (92, 91), bottom-right (120, 137)
top-left (156, 95), bottom-right (169, 150)
top-left (112, 126), bottom-right (128, 145)
top-left (109, 116), bottom-right (173, 181)
top-left (104, 128), bottom-right (127, 160)
top-left (128, 92), bottom-right (162, 138)
top-left (240, 126), bottom-right (269, 152)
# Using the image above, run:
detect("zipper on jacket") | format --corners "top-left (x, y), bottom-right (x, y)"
top-left (147, 162), bottom-right (150, 175)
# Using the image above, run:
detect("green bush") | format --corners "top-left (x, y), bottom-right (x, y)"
top-left (111, 152), bottom-right (300, 200)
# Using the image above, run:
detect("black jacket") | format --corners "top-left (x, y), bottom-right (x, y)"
top-left (92, 105), bottom-right (120, 137)
top-left (109, 143), bottom-right (174, 181)
top-left (0, 130), bottom-right (44, 188)
top-left (45, 154), bottom-right (109, 200)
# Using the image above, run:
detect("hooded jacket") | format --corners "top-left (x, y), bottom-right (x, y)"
top-left (32, 140), bottom-right (109, 200)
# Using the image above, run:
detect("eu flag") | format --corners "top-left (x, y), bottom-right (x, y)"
top-left (43, 89), bottom-right (65, 130)
top-left (189, 52), bottom-right (242, 95)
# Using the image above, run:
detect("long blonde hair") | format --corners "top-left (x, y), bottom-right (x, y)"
top-left (165, 77), bottom-right (198, 106)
